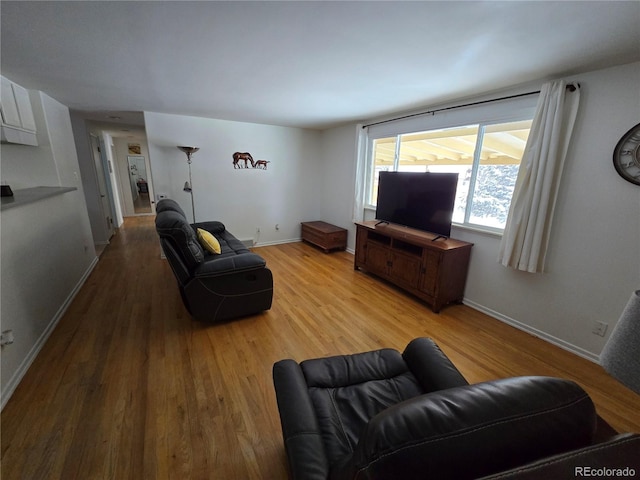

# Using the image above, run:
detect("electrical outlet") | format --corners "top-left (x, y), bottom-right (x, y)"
top-left (592, 321), bottom-right (608, 337)
top-left (1, 330), bottom-right (14, 346)
top-left (275, 224), bottom-right (280, 231)
top-left (256, 227), bottom-right (260, 234)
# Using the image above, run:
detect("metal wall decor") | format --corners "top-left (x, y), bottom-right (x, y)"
top-left (232, 152), bottom-right (270, 170)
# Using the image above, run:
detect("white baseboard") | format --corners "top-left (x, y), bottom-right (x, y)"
top-left (1, 256), bottom-right (99, 410)
top-left (463, 299), bottom-right (599, 364)
top-left (255, 239), bottom-right (356, 254)
top-left (254, 237), bottom-right (302, 247)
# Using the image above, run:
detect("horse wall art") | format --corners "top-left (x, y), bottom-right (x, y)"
top-left (232, 152), bottom-right (270, 170)
top-left (232, 152), bottom-right (255, 169)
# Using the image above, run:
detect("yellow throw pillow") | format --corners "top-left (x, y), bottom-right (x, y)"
top-left (197, 228), bottom-right (221, 255)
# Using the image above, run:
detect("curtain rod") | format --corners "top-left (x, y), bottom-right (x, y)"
top-left (362, 83), bottom-right (579, 129)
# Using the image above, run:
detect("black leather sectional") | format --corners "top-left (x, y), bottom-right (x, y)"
top-left (155, 198), bottom-right (273, 322)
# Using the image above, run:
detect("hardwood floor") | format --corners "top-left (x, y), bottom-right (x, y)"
top-left (133, 192), bottom-right (152, 214)
top-left (2, 216), bottom-right (639, 479)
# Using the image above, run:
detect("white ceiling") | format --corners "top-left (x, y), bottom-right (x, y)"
top-left (1, 1), bottom-right (639, 130)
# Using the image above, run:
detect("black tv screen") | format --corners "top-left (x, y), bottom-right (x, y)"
top-left (375, 171), bottom-right (458, 237)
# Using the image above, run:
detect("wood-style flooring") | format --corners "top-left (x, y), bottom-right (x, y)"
top-left (2, 216), bottom-right (639, 479)
top-left (133, 192), bottom-right (152, 214)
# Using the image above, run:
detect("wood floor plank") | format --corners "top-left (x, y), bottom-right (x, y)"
top-left (1, 216), bottom-right (638, 479)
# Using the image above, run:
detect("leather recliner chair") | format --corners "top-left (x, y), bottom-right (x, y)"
top-left (273, 338), bottom-right (639, 479)
top-left (155, 198), bottom-right (273, 322)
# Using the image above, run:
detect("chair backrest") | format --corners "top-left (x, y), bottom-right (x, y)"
top-left (331, 376), bottom-right (596, 480)
top-left (155, 207), bottom-right (204, 271)
top-left (156, 198), bottom-right (187, 216)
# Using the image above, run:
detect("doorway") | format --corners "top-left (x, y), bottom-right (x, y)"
top-left (127, 155), bottom-right (152, 214)
top-left (90, 133), bottom-right (116, 240)
top-left (112, 136), bottom-right (155, 217)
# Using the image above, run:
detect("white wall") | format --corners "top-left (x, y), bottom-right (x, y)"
top-left (144, 112), bottom-right (323, 244)
top-left (327, 62), bottom-right (640, 361)
top-left (318, 123), bottom-right (360, 249)
top-left (1, 90), bottom-right (97, 407)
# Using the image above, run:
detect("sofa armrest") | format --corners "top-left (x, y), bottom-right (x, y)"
top-left (273, 359), bottom-right (330, 480)
top-left (194, 252), bottom-right (266, 277)
top-left (192, 220), bottom-right (226, 234)
top-left (403, 337), bottom-right (468, 391)
top-left (331, 376), bottom-right (596, 480)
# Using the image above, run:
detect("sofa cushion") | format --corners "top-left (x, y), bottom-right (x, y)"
top-left (194, 252), bottom-right (267, 276)
top-left (301, 349), bottom-right (424, 465)
top-left (212, 229), bottom-right (251, 257)
top-left (330, 376), bottom-right (596, 480)
top-left (197, 228), bottom-right (221, 254)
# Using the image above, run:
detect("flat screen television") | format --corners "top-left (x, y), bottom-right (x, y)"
top-left (375, 171), bottom-right (458, 237)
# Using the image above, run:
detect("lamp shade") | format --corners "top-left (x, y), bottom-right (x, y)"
top-left (177, 146), bottom-right (199, 159)
top-left (177, 146), bottom-right (199, 154)
top-left (600, 290), bottom-right (640, 394)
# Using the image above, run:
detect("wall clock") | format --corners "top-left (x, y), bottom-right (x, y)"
top-left (613, 122), bottom-right (640, 186)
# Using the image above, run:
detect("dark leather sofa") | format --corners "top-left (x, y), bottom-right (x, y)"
top-left (155, 198), bottom-right (273, 322)
top-left (273, 338), bottom-right (639, 480)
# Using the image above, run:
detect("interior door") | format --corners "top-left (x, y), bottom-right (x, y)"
top-left (91, 134), bottom-right (115, 239)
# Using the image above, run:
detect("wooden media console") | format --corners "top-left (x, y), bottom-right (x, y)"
top-left (354, 221), bottom-right (473, 312)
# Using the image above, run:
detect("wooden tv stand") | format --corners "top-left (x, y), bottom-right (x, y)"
top-left (354, 221), bottom-right (473, 312)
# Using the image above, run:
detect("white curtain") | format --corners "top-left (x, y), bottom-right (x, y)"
top-left (352, 124), bottom-right (369, 222)
top-left (498, 80), bottom-right (580, 273)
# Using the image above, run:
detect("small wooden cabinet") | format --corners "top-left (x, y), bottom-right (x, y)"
top-left (354, 221), bottom-right (473, 312)
top-left (301, 221), bottom-right (347, 252)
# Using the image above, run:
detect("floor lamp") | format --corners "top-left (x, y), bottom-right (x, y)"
top-left (177, 146), bottom-right (199, 223)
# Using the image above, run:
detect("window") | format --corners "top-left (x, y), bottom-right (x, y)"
top-left (367, 119), bottom-right (532, 231)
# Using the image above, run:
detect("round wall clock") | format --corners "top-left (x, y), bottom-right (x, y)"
top-left (613, 122), bottom-right (640, 186)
